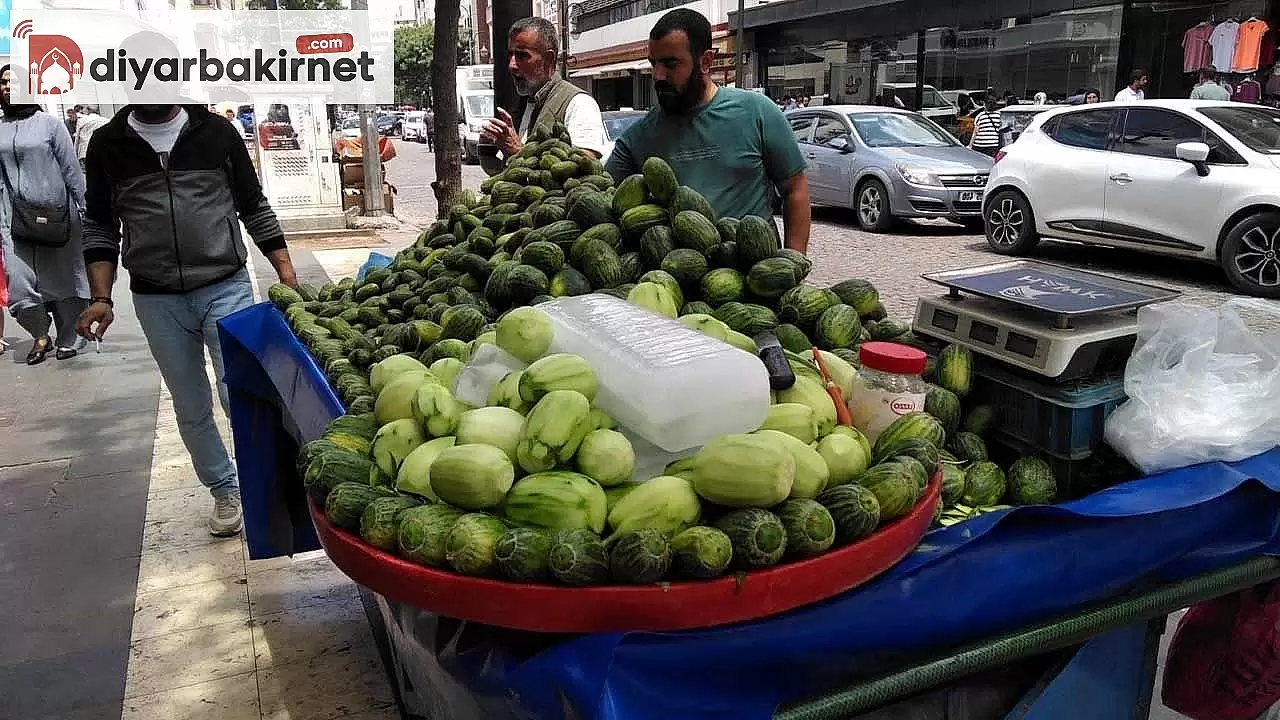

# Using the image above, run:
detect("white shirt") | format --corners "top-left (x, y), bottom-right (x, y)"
top-left (1211, 20), bottom-right (1240, 72)
top-left (1114, 86), bottom-right (1145, 102)
top-left (518, 93), bottom-right (606, 157)
top-left (128, 108), bottom-right (189, 166)
top-left (73, 111), bottom-right (109, 161)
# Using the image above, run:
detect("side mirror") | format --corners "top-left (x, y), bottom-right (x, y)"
top-left (1176, 141), bottom-right (1211, 176)
top-left (828, 136), bottom-right (854, 153)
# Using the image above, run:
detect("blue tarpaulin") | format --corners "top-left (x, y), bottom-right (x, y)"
top-left (218, 301), bottom-right (1280, 720)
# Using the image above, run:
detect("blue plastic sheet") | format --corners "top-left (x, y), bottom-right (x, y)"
top-left (356, 252), bottom-right (394, 284)
top-left (217, 302), bottom-right (1280, 720)
top-left (1015, 623), bottom-right (1153, 720)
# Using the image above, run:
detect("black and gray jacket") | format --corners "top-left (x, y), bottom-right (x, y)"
top-left (83, 104), bottom-right (286, 294)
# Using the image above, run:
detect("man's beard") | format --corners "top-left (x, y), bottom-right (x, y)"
top-left (513, 73), bottom-right (546, 97)
top-left (655, 67), bottom-right (706, 114)
top-left (134, 104), bottom-right (177, 123)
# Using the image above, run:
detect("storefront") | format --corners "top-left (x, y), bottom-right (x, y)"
top-left (568, 30), bottom-right (738, 109)
top-left (737, 0), bottom-right (1278, 125)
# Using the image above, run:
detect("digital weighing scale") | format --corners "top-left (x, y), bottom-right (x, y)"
top-left (912, 260), bottom-right (1181, 381)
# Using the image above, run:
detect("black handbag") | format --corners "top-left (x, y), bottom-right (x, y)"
top-left (0, 136), bottom-right (78, 248)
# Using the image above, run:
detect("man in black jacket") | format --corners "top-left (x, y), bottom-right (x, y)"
top-left (76, 103), bottom-right (297, 537)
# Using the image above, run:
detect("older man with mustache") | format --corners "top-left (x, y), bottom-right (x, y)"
top-left (481, 16), bottom-right (606, 166)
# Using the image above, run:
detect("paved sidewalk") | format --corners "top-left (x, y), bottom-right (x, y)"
top-left (0, 286), bottom-right (159, 720)
top-left (0, 249), bottom-right (402, 720)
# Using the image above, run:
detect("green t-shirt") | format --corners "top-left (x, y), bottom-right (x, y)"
top-left (605, 88), bottom-right (806, 221)
top-left (1190, 82), bottom-right (1231, 100)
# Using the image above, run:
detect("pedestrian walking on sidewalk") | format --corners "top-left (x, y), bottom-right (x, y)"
top-left (76, 102), bottom-right (298, 537)
top-left (72, 105), bottom-right (109, 174)
top-left (0, 65), bottom-right (90, 365)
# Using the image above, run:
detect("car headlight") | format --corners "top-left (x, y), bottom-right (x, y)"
top-left (897, 165), bottom-right (942, 187)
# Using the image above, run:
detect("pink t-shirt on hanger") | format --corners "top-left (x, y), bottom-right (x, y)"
top-left (1183, 23), bottom-right (1214, 71)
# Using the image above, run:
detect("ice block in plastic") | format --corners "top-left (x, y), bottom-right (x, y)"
top-left (453, 344), bottom-right (526, 407)
top-left (539, 294), bottom-right (770, 452)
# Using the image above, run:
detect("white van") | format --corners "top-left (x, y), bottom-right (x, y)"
top-left (403, 111), bottom-right (428, 144)
top-left (456, 66), bottom-right (494, 164)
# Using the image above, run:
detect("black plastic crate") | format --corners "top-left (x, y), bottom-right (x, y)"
top-left (988, 434), bottom-right (1138, 501)
top-left (969, 363), bottom-right (1126, 461)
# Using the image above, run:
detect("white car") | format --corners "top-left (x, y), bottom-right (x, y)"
top-left (983, 100), bottom-right (1280, 297)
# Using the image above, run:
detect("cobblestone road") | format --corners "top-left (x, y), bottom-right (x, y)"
top-left (386, 141), bottom-right (1258, 323)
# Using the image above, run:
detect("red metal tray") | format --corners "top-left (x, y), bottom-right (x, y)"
top-left (311, 476), bottom-right (939, 633)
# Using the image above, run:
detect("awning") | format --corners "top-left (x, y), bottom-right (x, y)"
top-left (569, 59), bottom-right (650, 78)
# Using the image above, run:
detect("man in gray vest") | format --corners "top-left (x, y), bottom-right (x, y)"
top-left (481, 16), bottom-right (605, 172)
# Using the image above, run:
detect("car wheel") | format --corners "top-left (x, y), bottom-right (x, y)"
top-left (1221, 211), bottom-right (1280, 298)
top-left (984, 189), bottom-right (1039, 255)
top-left (855, 179), bottom-right (894, 232)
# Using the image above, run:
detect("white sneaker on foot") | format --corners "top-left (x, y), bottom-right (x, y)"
top-left (210, 493), bottom-right (244, 537)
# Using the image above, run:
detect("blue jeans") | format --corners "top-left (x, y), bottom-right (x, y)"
top-left (133, 268), bottom-right (254, 498)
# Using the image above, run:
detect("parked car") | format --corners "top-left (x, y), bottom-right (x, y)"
top-left (983, 100), bottom-right (1280, 297)
top-left (601, 109), bottom-right (646, 163)
top-left (376, 113), bottom-right (401, 137)
top-left (403, 110), bottom-right (430, 144)
top-left (997, 105), bottom-right (1056, 144)
top-left (787, 105), bottom-right (993, 232)
top-left (332, 115), bottom-right (362, 149)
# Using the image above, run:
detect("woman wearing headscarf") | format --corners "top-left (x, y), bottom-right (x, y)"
top-left (0, 64), bottom-right (88, 364)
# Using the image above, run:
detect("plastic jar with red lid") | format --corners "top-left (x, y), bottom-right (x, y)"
top-left (848, 341), bottom-right (929, 443)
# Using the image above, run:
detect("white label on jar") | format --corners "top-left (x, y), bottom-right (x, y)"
top-left (848, 383), bottom-right (927, 443)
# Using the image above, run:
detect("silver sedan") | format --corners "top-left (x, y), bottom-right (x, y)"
top-left (787, 105), bottom-right (994, 232)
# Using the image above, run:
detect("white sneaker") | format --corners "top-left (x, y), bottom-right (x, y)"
top-left (210, 493), bottom-right (244, 537)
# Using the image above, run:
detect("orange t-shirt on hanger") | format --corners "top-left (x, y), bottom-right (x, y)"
top-left (1234, 19), bottom-right (1271, 71)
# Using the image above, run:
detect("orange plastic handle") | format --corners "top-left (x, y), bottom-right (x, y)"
top-left (812, 347), bottom-right (854, 426)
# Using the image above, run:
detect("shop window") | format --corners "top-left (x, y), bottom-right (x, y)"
top-left (789, 116), bottom-right (816, 143)
top-left (1047, 109), bottom-right (1118, 150)
top-left (813, 115), bottom-right (849, 145)
top-left (1117, 108), bottom-right (1206, 159)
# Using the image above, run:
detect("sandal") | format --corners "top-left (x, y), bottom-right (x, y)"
top-left (27, 336), bottom-right (51, 365)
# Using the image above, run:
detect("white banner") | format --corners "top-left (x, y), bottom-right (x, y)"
top-left (8, 6), bottom-right (394, 104)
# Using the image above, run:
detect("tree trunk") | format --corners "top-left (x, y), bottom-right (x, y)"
top-left (430, 0), bottom-right (462, 218)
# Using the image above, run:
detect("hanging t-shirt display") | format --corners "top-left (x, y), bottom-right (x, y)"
top-left (1212, 20), bottom-right (1241, 71)
top-left (1234, 18), bottom-right (1271, 71)
top-left (1183, 23), bottom-right (1214, 71)
top-left (1233, 77), bottom-right (1263, 103)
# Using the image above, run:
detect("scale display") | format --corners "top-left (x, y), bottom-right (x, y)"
top-left (913, 261), bottom-right (1181, 380)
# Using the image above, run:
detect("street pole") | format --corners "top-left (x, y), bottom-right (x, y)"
top-left (559, 0), bottom-right (569, 78)
top-left (735, 0), bottom-right (745, 88)
top-left (352, 0), bottom-right (384, 216)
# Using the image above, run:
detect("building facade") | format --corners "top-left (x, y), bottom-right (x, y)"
top-left (567, 0), bottom-right (739, 109)
top-left (733, 0), bottom-right (1277, 123)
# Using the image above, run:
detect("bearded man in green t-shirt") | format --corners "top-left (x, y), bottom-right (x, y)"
top-left (605, 9), bottom-right (811, 253)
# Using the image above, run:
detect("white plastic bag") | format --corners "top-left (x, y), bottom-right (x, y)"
top-left (1104, 298), bottom-right (1280, 474)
